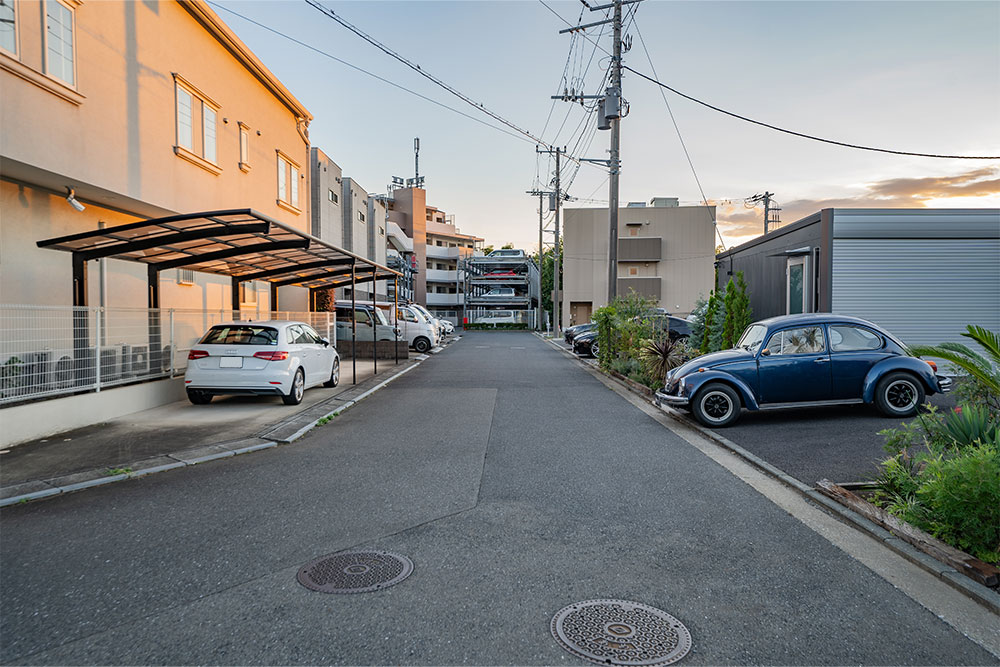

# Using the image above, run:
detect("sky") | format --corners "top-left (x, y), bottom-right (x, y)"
top-left (214, 0), bottom-right (1000, 250)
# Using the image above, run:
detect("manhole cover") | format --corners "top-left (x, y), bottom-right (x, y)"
top-left (551, 599), bottom-right (692, 666)
top-left (297, 550), bottom-right (413, 594)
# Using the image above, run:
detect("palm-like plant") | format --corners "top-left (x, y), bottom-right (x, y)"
top-left (909, 325), bottom-right (1000, 412)
top-left (641, 337), bottom-right (688, 386)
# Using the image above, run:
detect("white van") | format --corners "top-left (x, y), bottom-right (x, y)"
top-left (408, 303), bottom-right (445, 341)
top-left (482, 287), bottom-right (515, 299)
top-left (396, 305), bottom-right (438, 353)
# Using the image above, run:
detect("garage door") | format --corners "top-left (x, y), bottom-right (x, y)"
top-left (831, 238), bottom-right (1000, 348)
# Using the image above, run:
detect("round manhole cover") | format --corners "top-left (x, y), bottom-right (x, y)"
top-left (551, 599), bottom-right (692, 666)
top-left (297, 550), bottom-right (413, 594)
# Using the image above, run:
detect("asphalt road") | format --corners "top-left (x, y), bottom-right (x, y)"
top-left (560, 338), bottom-right (956, 486)
top-left (0, 332), bottom-right (993, 665)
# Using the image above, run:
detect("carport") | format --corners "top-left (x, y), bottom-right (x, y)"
top-left (36, 208), bottom-right (402, 385)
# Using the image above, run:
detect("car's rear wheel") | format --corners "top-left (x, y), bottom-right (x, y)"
top-left (691, 382), bottom-right (741, 427)
top-left (323, 358), bottom-right (340, 388)
top-left (282, 368), bottom-right (305, 406)
top-left (414, 337), bottom-right (431, 353)
top-left (186, 390), bottom-right (212, 405)
top-left (875, 372), bottom-right (923, 417)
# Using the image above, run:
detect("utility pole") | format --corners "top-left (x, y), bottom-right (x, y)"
top-left (537, 192), bottom-right (544, 331)
top-left (606, 0), bottom-right (623, 303)
top-left (745, 192), bottom-right (779, 234)
top-left (529, 144), bottom-right (567, 334)
top-left (555, 0), bottom-right (638, 304)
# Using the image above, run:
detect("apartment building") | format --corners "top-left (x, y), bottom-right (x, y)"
top-left (386, 186), bottom-right (482, 321)
top-left (308, 149), bottom-right (388, 303)
top-left (562, 198), bottom-right (715, 328)
top-left (1, 0), bottom-right (313, 311)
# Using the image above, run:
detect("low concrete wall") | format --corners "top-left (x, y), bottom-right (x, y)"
top-left (1, 377), bottom-right (187, 447)
top-left (336, 341), bottom-right (409, 360)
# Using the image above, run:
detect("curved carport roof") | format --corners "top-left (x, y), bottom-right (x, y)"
top-left (36, 208), bottom-right (401, 308)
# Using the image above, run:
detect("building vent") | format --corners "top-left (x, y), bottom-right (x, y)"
top-left (650, 197), bottom-right (679, 208)
top-left (626, 202), bottom-right (646, 208)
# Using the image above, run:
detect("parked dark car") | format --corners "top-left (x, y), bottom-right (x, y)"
top-left (652, 315), bottom-right (692, 341)
top-left (573, 330), bottom-right (599, 357)
top-left (654, 313), bottom-right (951, 428)
top-left (564, 322), bottom-right (596, 344)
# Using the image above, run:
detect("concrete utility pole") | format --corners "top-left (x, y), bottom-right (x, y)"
top-left (746, 192), bottom-right (779, 234)
top-left (537, 192), bottom-right (544, 331)
top-left (555, 0), bottom-right (639, 304)
top-left (553, 147), bottom-right (562, 335)
top-left (606, 0), bottom-right (623, 303)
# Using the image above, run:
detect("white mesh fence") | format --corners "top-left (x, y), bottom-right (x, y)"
top-left (0, 305), bottom-right (333, 406)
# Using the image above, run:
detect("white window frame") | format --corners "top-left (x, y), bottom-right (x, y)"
top-left (238, 122), bottom-right (251, 172)
top-left (43, 0), bottom-right (76, 87)
top-left (276, 151), bottom-right (301, 214)
top-left (786, 254), bottom-right (812, 315)
top-left (0, 0), bottom-right (19, 58)
top-left (172, 74), bottom-right (221, 174)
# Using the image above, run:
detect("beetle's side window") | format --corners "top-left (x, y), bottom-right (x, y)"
top-left (829, 325), bottom-right (882, 352)
top-left (765, 326), bottom-right (825, 355)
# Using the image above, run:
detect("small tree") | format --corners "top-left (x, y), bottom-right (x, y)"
top-left (733, 271), bottom-right (753, 338)
top-left (708, 289), bottom-right (727, 352)
top-left (723, 277), bottom-right (738, 349)
top-left (700, 291), bottom-right (716, 354)
top-left (689, 297), bottom-right (708, 349)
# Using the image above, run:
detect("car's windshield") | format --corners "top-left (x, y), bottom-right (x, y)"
top-left (737, 324), bottom-right (767, 353)
top-left (373, 308), bottom-right (389, 326)
top-left (199, 325), bottom-right (278, 346)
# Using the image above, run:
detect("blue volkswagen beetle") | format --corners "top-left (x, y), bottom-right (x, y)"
top-left (655, 313), bottom-right (952, 428)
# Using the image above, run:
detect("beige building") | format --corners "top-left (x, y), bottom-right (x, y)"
top-left (562, 198), bottom-right (716, 327)
top-left (1, 0), bottom-right (313, 311)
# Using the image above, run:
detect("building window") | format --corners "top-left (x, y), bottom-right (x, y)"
top-left (358, 210), bottom-right (365, 223)
top-left (276, 152), bottom-right (300, 212)
top-left (240, 282), bottom-right (257, 306)
top-left (0, 0), bottom-right (18, 56)
top-left (202, 107), bottom-right (217, 163)
top-left (239, 123), bottom-right (251, 172)
top-left (45, 0), bottom-right (75, 86)
top-left (174, 75), bottom-right (221, 173)
top-left (379, 226), bottom-right (384, 236)
top-left (328, 189), bottom-right (338, 203)
top-left (176, 86), bottom-right (193, 150)
top-left (436, 240), bottom-right (443, 246)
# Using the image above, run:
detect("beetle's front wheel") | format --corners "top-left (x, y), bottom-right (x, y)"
top-left (691, 382), bottom-right (741, 427)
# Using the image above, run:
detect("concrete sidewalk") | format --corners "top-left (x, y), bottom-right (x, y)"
top-left (0, 341), bottom-right (453, 506)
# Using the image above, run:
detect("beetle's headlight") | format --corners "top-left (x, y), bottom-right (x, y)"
top-left (678, 376), bottom-right (687, 394)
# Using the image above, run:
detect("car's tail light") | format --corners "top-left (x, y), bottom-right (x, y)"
top-left (254, 351), bottom-right (289, 361)
top-left (188, 350), bottom-right (209, 360)
top-left (924, 359), bottom-right (938, 372)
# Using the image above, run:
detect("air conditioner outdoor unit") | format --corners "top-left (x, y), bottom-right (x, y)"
top-left (22, 350), bottom-right (54, 394)
top-left (100, 347), bottom-right (121, 383)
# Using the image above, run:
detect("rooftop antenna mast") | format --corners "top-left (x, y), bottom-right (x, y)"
top-left (406, 137), bottom-right (425, 188)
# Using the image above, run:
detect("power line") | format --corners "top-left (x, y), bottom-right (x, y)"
top-left (622, 65), bottom-right (1000, 160)
top-left (207, 2), bottom-right (535, 148)
top-left (304, 0), bottom-right (558, 151)
top-left (632, 19), bottom-right (727, 251)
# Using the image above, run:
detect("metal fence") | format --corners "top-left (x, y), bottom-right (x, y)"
top-left (0, 305), bottom-right (334, 406)
top-left (465, 308), bottom-right (537, 329)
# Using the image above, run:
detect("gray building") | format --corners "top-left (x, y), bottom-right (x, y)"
top-left (715, 208), bottom-right (1000, 347)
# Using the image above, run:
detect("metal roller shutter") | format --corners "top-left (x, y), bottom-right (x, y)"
top-left (832, 238), bottom-right (1000, 348)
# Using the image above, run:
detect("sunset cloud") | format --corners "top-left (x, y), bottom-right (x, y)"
top-left (716, 167), bottom-right (1000, 245)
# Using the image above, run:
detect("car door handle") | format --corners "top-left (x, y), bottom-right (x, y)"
top-left (814, 358), bottom-right (829, 363)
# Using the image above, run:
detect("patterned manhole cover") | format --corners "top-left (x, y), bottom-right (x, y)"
top-left (297, 550), bottom-right (413, 594)
top-left (551, 599), bottom-right (692, 666)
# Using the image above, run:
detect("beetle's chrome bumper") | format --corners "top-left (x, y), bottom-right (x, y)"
top-left (936, 375), bottom-right (953, 393)
top-left (654, 389), bottom-right (689, 407)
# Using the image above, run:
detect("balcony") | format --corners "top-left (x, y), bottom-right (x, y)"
top-left (426, 292), bottom-right (463, 306)
top-left (425, 245), bottom-right (465, 260)
top-left (426, 269), bottom-right (459, 282)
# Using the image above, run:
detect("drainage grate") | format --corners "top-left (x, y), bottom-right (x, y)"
top-left (551, 599), bottom-right (692, 666)
top-left (297, 550), bottom-right (413, 594)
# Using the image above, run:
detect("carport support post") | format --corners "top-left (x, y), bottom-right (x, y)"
top-left (372, 265), bottom-right (377, 377)
top-left (270, 283), bottom-right (278, 314)
top-left (230, 277), bottom-right (241, 320)
top-left (147, 264), bottom-right (162, 377)
top-left (71, 253), bottom-right (91, 387)
top-left (393, 277), bottom-right (399, 365)
top-left (351, 260), bottom-right (356, 385)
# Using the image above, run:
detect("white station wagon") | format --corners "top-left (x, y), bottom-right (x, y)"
top-left (184, 321), bottom-right (340, 406)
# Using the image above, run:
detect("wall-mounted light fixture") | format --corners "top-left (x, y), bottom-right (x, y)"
top-left (66, 187), bottom-right (85, 212)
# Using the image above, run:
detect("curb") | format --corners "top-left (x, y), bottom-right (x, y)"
top-left (536, 333), bottom-right (1000, 615)
top-left (0, 350), bottom-right (437, 509)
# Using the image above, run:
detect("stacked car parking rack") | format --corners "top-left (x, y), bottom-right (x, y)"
top-left (462, 254), bottom-right (540, 328)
